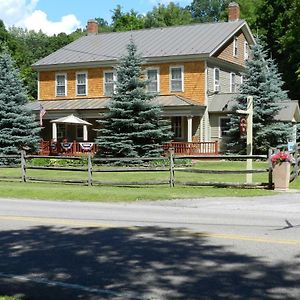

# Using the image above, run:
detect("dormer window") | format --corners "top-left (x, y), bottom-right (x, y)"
top-left (55, 73), bottom-right (67, 96)
top-left (233, 36), bottom-right (238, 57)
top-left (146, 68), bottom-right (159, 93)
top-left (244, 41), bottom-right (249, 60)
top-left (76, 72), bottom-right (87, 96)
top-left (213, 68), bottom-right (220, 92)
top-left (104, 71), bottom-right (115, 96)
top-left (170, 66), bottom-right (184, 92)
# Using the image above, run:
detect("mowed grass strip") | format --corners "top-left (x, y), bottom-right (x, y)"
top-left (0, 160), bottom-right (289, 201)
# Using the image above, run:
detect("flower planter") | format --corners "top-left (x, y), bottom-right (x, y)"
top-left (273, 162), bottom-right (290, 191)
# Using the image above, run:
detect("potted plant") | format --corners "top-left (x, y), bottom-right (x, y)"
top-left (271, 151), bottom-right (291, 190)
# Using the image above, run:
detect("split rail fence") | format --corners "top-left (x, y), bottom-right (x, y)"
top-left (2, 149), bottom-right (296, 189)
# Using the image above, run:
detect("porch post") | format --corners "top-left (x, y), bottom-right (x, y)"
top-left (83, 125), bottom-right (88, 141)
top-left (187, 116), bottom-right (193, 143)
top-left (52, 122), bottom-right (57, 142)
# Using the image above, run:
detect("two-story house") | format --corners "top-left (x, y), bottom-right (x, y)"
top-left (29, 2), bottom-right (258, 154)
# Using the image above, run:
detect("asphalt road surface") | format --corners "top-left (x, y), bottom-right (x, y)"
top-left (0, 192), bottom-right (299, 300)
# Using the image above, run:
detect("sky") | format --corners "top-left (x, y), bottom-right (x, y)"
top-left (0, 0), bottom-right (191, 35)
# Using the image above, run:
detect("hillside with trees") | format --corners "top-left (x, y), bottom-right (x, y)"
top-left (0, 0), bottom-right (299, 101)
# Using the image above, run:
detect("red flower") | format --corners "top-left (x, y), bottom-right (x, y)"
top-left (271, 151), bottom-right (291, 165)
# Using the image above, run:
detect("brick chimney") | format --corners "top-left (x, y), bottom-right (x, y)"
top-left (228, 2), bottom-right (240, 22)
top-left (87, 19), bottom-right (98, 35)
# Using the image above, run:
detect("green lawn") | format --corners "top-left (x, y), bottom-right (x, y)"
top-left (1, 160), bottom-right (295, 201)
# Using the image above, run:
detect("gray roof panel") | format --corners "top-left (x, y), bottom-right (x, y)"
top-left (27, 95), bottom-right (204, 111)
top-left (33, 21), bottom-right (247, 68)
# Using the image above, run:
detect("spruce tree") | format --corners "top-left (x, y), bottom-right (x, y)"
top-left (226, 40), bottom-right (292, 154)
top-left (95, 40), bottom-right (172, 158)
top-left (0, 51), bottom-right (40, 160)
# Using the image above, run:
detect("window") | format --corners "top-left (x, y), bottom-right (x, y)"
top-left (57, 124), bottom-right (66, 139)
top-left (76, 72), bottom-right (87, 96)
top-left (244, 41), bottom-right (249, 60)
top-left (55, 73), bottom-right (67, 96)
top-left (146, 68), bottom-right (159, 93)
top-left (104, 71), bottom-right (115, 96)
top-left (233, 36), bottom-right (238, 57)
top-left (213, 68), bottom-right (220, 92)
top-left (170, 66), bottom-right (183, 92)
top-left (172, 117), bottom-right (182, 138)
top-left (76, 125), bottom-right (83, 140)
top-left (220, 117), bottom-right (230, 137)
top-left (230, 73), bottom-right (236, 93)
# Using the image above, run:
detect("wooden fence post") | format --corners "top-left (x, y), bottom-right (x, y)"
top-left (268, 148), bottom-right (273, 189)
top-left (87, 153), bottom-right (93, 186)
top-left (21, 150), bottom-right (26, 183)
top-left (169, 148), bottom-right (175, 187)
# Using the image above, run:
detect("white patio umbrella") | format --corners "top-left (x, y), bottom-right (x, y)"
top-left (50, 114), bottom-right (92, 141)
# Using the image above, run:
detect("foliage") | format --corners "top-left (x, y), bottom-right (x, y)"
top-left (255, 0), bottom-right (300, 100)
top-left (144, 2), bottom-right (192, 28)
top-left (0, 51), bottom-right (40, 159)
top-left (226, 39), bottom-right (292, 154)
top-left (95, 40), bottom-right (172, 158)
top-left (271, 151), bottom-right (291, 165)
top-left (111, 5), bottom-right (145, 32)
top-left (188, 0), bottom-right (230, 22)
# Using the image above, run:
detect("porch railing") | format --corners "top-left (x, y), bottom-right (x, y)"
top-left (163, 141), bottom-right (219, 155)
top-left (39, 140), bottom-right (219, 156)
top-left (38, 140), bottom-right (98, 156)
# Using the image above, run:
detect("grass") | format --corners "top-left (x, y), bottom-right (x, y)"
top-left (0, 297), bottom-right (20, 300)
top-left (0, 160), bottom-right (293, 202)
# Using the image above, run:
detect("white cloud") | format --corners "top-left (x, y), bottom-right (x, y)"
top-left (0, 0), bottom-right (81, 35)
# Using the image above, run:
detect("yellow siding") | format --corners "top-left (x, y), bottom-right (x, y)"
top-left (39, 62), bottom-right (205, 104)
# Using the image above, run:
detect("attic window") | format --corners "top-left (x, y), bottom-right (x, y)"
top-left (76, 72), bottom-right (87, 96)
top-left (233, 36), bottom-right (238, 57)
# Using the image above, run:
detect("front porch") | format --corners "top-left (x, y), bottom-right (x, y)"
top-left (38, 140), bottom-right (219, 156)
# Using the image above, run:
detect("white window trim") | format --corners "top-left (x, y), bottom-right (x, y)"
top-left (76, 71), bottom-right (88, 96)
top-left (230, 72), bottom-right (236, 93)
top-left (213, 68), bottom-right (220, 92)
top-left (219, 116), bottom-right (230, 138)
top-left (55, 73), bottom-right (67, 97)
top-left (145, 67), bottom-right (160, 93)
top-left (233, 36), bottom-right (238, 57)
top-left (103, 70), bottom-right (116, 96)
top-left (169, 65), bottom-right (184, 92)
top-left (244, 41), bottom-right (249, 60)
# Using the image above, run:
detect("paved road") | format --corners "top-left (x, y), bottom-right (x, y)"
top-left (0, 193), bottom-right (299, 299)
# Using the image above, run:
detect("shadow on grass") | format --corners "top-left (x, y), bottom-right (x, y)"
top-left (0, 226), bottom-right (299, 299)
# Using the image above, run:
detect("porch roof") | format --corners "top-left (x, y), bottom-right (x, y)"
top-left (208, 93), bottom-right (300, 122)
top-left (27, 95), bottom-right (204, 111)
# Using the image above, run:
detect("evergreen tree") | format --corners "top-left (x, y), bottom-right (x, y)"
top-left (226, 40), bottom-right (292, 154)
top-left (95, 41), bottom-right (172, 158)
top-left (0, 51), bottom-right (40, 160)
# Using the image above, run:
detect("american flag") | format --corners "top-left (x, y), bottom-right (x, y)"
top-left (39, 104), bottom-right (46, 126)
